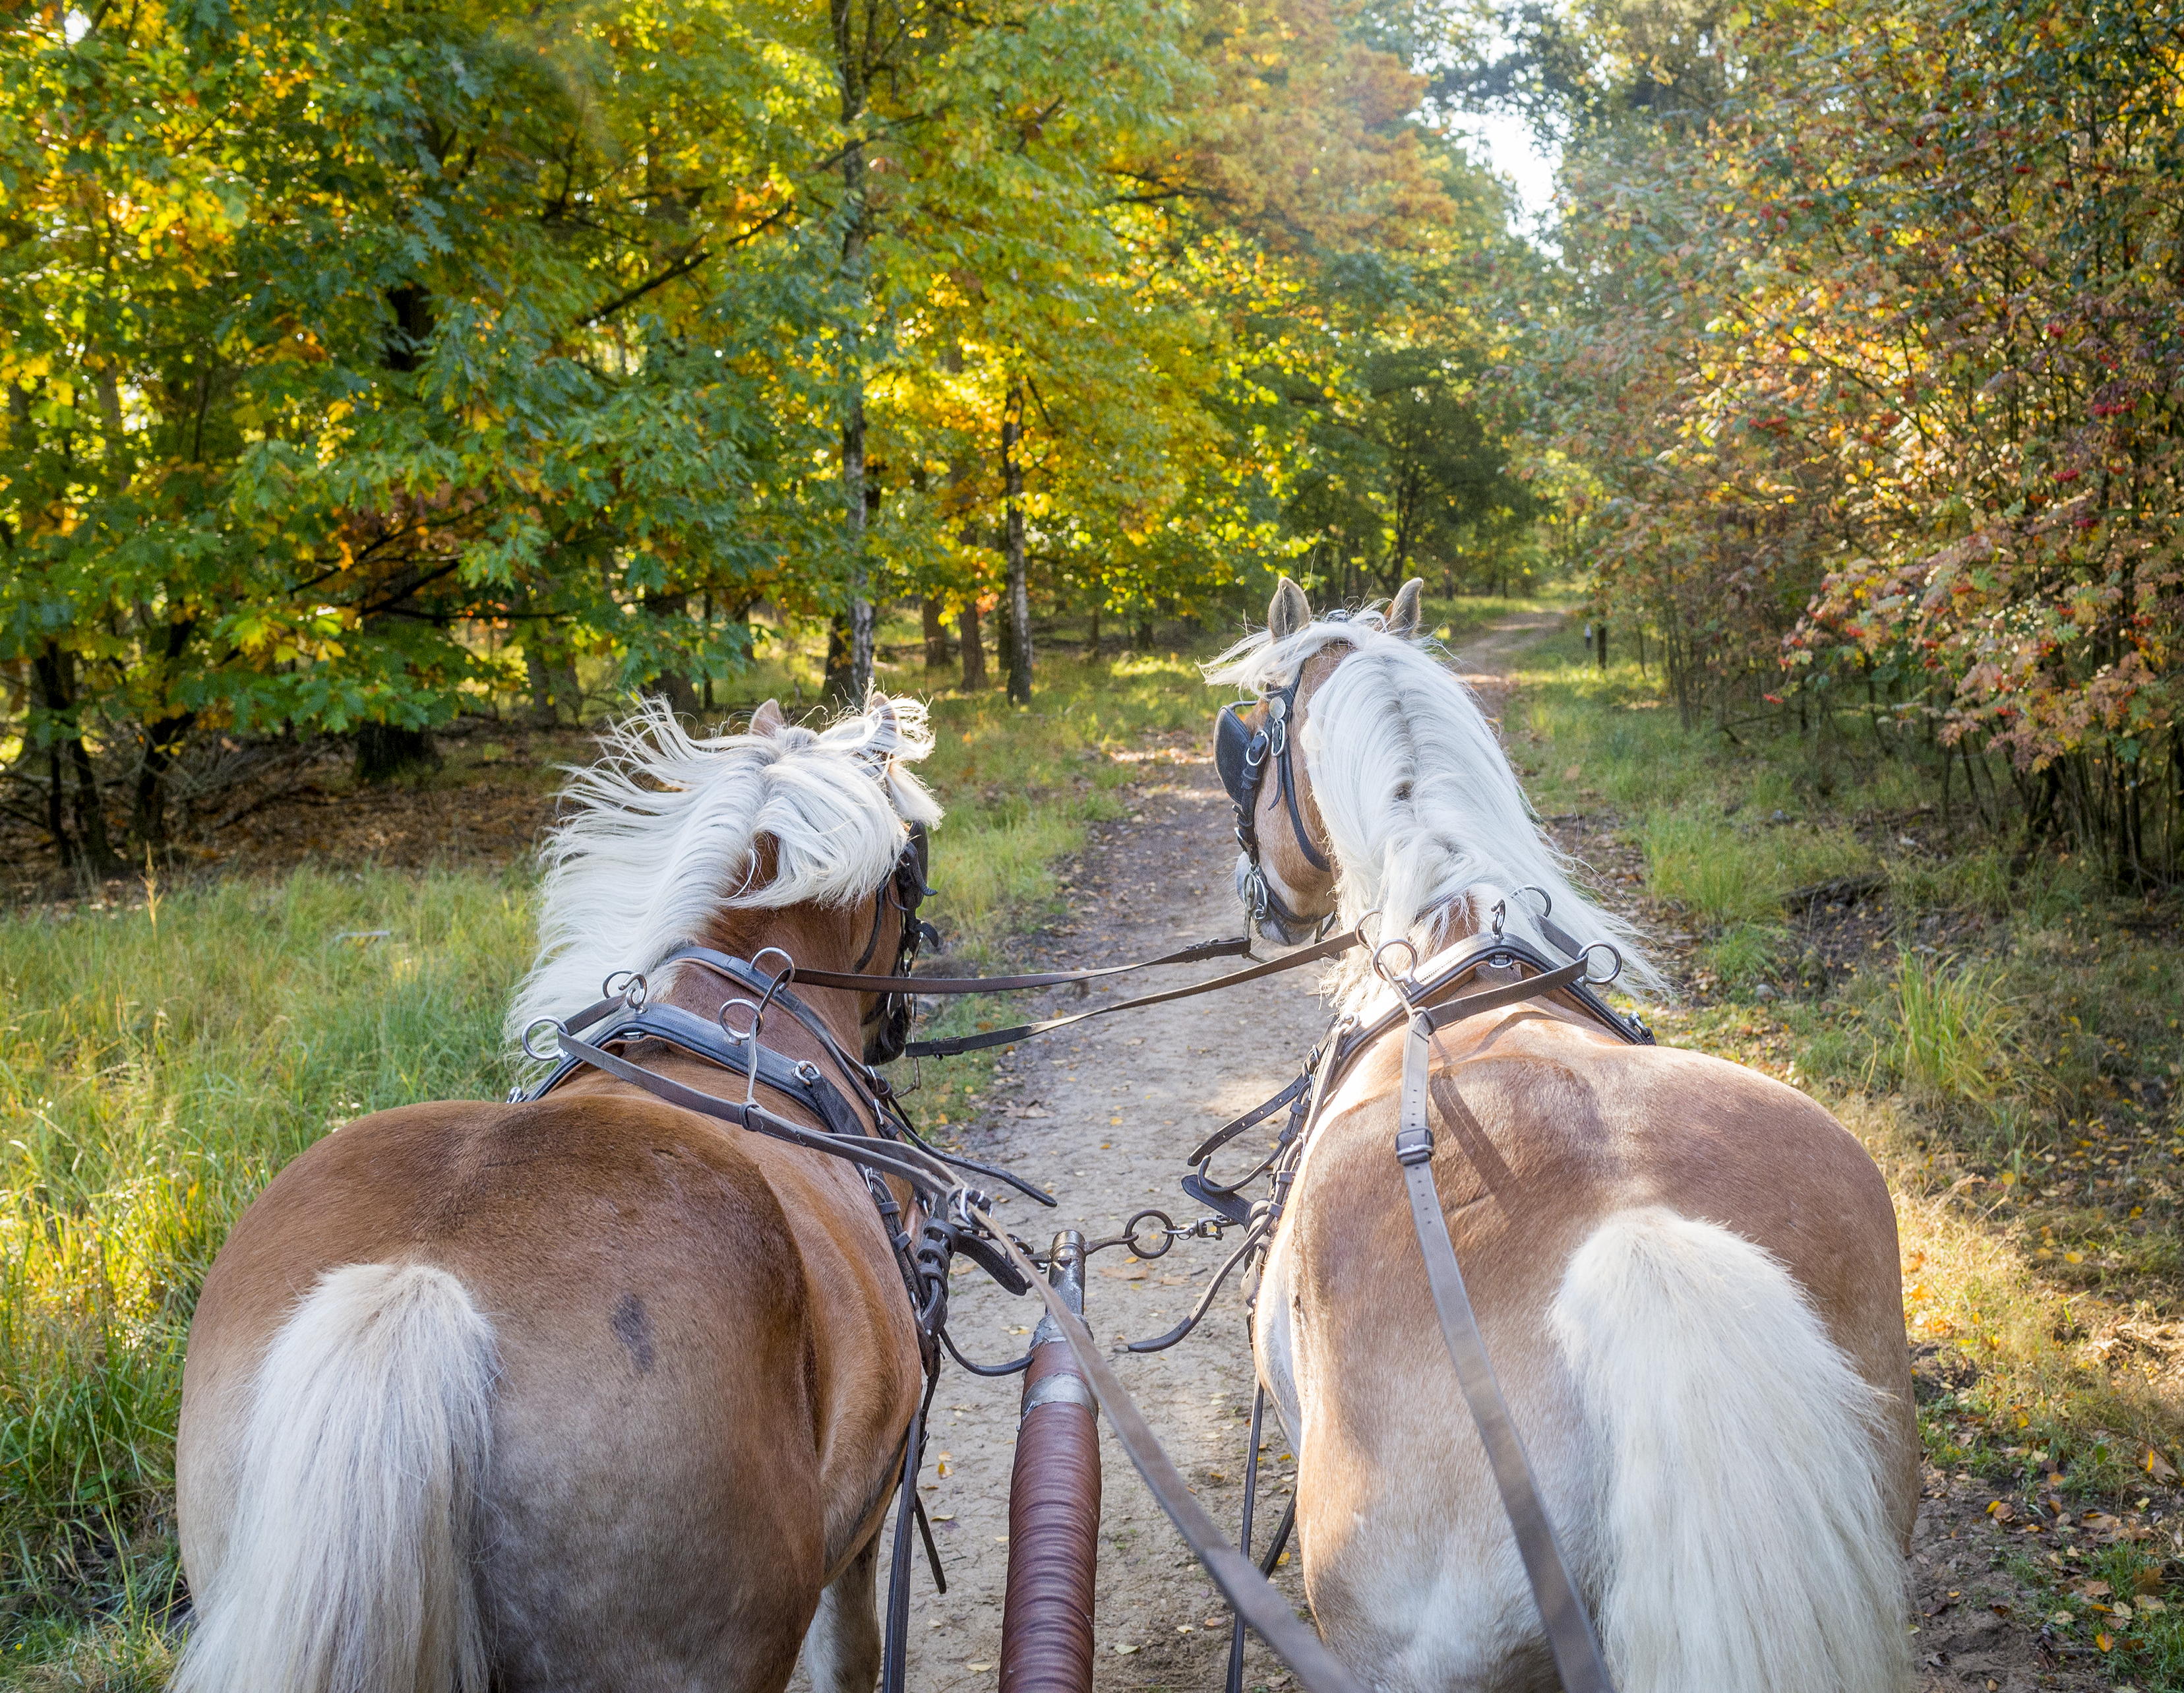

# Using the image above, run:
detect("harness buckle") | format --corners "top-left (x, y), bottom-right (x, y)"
top-left (1394, 1124), bottom-right (1436, 1167)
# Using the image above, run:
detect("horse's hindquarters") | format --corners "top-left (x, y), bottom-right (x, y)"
top-left (1267, 1035), bottom-right (1916, 1693)
top-left (1552, 1207), bottom-right (1909, 1693)
top-left (178, 1096), bottom-right (919, 1693)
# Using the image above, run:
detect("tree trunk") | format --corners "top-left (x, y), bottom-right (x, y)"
top-left (355, 723), bottom-right (440, 783)
top-left (525, 646), bottom-right (559, 727)
top-left (131, 617), bottom-right (198, 849)
top-left (1002, 384), bottom-right (1032, 705)
top-left (1133, 618), bottom-right (1154, 651)
top-left (959, 603), bottom-right (988, 690)
top-left (1085, 601), bottom-right (1101, 658)
top-left (643, 592), bottom-right (701, 718)
top-left (922, 596), bottom-right (954, 671)
top-left (834, 0), bottom-right (874, 706)
top-left (33, 644), bottom-right (120, 875)
top-left (133, 712), bottom-right (195, 849)
top-left (840, 406), bottom-right (875, 706)
top-left (824, 613), bottom-right (856, 704)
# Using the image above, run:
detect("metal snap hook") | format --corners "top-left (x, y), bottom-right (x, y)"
top-left (520, 1016), bottom-right (567, 1062)
top-left (1371, 937), bottom-right (1420, 993)
top-left (748, 946), bottom-right (795, 1025)
top-left (1582, 943), bottom-right (1625, 986)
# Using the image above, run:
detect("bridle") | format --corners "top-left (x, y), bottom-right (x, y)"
top-left (1215, 670), bottom-right (1335, 937)
top-left (853, 821), bottom-right (942, 1062)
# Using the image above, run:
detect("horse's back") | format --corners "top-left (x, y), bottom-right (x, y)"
top-left (180, 1094), bottom-right (913, 1692)
top-left (1298, 1022), bottom-right (1906, 1394)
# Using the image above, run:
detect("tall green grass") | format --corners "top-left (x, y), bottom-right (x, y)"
top-left (1884, 950), bottom-right (2023, 1106)
top-left (1636, 808), bottom-right (1874, 925)
top-left (2, 871), bottom-right (531, 1646)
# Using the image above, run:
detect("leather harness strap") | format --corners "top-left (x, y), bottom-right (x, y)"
top-left (901, 927), bottom-right (1362, 1057)
top-left (777, 933), bottom-right (1258, 995)
top-left (1396, 1004), bottom-right (1618, 1693)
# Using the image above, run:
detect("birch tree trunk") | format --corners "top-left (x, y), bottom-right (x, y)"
top-left (1002, 381), bottom-right (1033, 704)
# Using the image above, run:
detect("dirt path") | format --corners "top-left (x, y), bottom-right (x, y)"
top-left (894, 734), bottom-right (1323, 1693)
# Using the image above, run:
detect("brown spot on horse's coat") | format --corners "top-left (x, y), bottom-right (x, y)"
top-left (611, 1291), bottom-right (656, 1374)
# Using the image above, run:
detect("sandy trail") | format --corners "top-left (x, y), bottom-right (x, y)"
top-left (881, 621), bottom-right (1543, 1693)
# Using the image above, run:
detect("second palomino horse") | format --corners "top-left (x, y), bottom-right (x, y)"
top-left (1208, 579), bottom-right (1915, 1693)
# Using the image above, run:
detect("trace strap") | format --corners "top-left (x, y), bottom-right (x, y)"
top-left (904, 927), bottom-right (1362, 1057)
top-left (1393, 990), bottom-right (1618, 1693)
top-left (970, 1206), bottom-right (1371, 1693)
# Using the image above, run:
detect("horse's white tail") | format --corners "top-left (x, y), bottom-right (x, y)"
top-left (1552, 1206), bottom-right (1907, 1693)
top-left (174, 1262), bottom-right (497, 1693)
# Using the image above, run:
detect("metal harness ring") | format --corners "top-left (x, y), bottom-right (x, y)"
top-left (520, 1016), bottom-right (567, 1062)
top-left (1371, 937), bottom-right (1420, 993)
top-left (717, 997), bottom-right (764, 1041)
top-left (1582, 942), bottom-right (1625, 986)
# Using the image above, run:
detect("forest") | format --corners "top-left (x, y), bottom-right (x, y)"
top-left (5, 0), bottom-right (2177, 882)
top-left (0, 0), bottom-right (1540, 862)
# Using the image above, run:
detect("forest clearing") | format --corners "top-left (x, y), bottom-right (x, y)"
top-left (5, 0), bottom-right (2182, 1682)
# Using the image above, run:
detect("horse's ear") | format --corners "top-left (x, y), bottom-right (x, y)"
top-left (749, 699), bottom-right (788, 737)
top-left (1268, 576), bottom-right (1312, 642)
top-left (1387, 578), bottom-right (1426, 639)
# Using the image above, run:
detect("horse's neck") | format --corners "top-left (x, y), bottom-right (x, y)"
top-left (655, 901), bottom-right (872, 1054)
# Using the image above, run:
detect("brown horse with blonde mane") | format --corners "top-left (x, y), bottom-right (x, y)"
top-left (1206, 581), bottom-right (1918, 1693)
top-left (173, 696), bottom-right (942, 1693)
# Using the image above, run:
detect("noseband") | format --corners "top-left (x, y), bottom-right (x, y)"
top-left (1215, 671), bottom-right (1333, 934)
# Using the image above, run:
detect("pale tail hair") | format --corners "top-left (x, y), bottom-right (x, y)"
top-left (1205, 606), bottom-right (1662, 1012)
top-left (171, 1263), bottom-right (499, 1693)
top-left (506, 693), bottom-right (943, 1039)
top-left (1552, 1208), bottom-right (1909, 1693)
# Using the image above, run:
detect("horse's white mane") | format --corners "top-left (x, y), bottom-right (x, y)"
top-left (1206, 605), bottom-right (1660, 1009)
top-left (504, 694), bottom-right (943, 1043)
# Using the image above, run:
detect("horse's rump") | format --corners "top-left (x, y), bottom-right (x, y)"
top-left (179, 1090), bottom-right (919, 1690)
